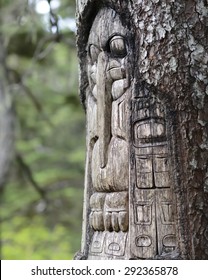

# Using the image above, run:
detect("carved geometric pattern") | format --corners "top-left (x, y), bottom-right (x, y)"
top-left (134, 201), bottom-right (153, 225)
top-left (105, 232), bottom-right (127, 256)
top-left (160, 202), bottom-right (174, 225)
top-left (90, 231), bottom-right (106, 254)
top-left (135, 235), bottom-right (152, 247)
top-left (162, 234), bottom-right (176, 253)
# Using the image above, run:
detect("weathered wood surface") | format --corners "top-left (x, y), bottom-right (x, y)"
top-left (76, 0), bottom-right (208, 260)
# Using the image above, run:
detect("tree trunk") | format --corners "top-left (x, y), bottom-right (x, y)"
top-left (0, 35), bottom-right (14, 190)
top-left (75, 0), bottom-right (208, 260)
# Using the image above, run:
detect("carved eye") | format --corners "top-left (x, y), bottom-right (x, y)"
top-left (89, 44), bottom-right (100, 62)
top-left (109, 35), bottom-right (127, 57)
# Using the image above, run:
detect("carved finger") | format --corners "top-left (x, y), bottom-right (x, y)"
top-left (94, 212), bottom-right (101, 231)
top-left (94, 213), bottom-right (101, 231)
top-left (89, 211), bottom-right (95, 230)
top-left (111, 212), bottom-right (119, 232)
top-left (104, 212), bottom-right (112, 231)
top-left (96, 211), bottom-right (105, 231)
top-left (92, 212), bottom-right (99, 231)
top-left (118, 211), bottom-right (129, 232)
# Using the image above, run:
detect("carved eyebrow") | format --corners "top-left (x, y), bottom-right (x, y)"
top-left (107, 33), bottom-right (126, 42)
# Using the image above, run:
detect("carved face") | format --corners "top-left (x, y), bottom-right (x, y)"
top-left (87, 8), bottom-right (129, 101)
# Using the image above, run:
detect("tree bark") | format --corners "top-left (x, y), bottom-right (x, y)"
top-left (76, 0), bottom-right (208, 259)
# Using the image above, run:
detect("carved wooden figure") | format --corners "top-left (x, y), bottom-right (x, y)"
top-left (76, 0), bottom-right (208, 260)
top-left (86, 8), bottom-right (130, 259)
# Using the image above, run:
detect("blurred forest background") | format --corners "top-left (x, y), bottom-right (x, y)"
top-left (0, 0), bottom-right (85, 259)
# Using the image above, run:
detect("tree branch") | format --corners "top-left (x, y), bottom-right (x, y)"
top-left (16, 153), bottom-right (47, 200)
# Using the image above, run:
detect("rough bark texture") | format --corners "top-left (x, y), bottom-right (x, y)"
top-left (76, 0), bottom-right (208, 259)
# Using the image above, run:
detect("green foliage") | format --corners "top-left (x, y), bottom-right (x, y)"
top-left (1, 0), bottom-right (85, 259)
top-left (2, 216), bottom-right (74, 259)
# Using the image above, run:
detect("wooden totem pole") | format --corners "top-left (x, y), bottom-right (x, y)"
top-left (75, 0), bottom-right (208, 260)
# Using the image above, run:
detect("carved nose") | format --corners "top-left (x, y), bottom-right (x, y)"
top-left (97, 52), bottom-right (112, 168)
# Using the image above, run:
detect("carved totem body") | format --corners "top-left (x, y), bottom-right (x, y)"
top-left (86, 8), bottom-right (130, 259)
top-left (76, 0), bottom-right (208, 260)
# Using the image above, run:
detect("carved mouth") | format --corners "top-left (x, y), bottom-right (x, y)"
top-left (107, 66), bottom-right (120, 72)
top-left (107, 60), bottom-right (121, 71)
